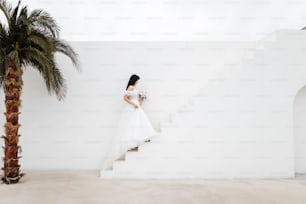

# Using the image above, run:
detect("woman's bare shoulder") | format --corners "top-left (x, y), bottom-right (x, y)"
top-left (127, 85), bottom-right (135, 91)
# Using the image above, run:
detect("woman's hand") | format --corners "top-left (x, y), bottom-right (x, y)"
top-left (133, 104), bottom-right (139, 109)
top-left (138, 97), bottom-right (144, 102)
top-left (138, 97), bottom-right (144, 106)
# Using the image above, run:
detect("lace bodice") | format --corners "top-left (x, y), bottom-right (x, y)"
top-left (123, 89), bottom-right (139, 101)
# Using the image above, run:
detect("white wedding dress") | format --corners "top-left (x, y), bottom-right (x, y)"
top-left (101, 88), bottom-right (158, 170)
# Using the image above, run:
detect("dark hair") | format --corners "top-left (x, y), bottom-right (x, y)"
top-left (126, 74), bottom-right (140, 90)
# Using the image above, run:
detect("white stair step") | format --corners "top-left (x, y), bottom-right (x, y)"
top-left (159, 126), bottom-right (209, 137)
top-left (258, 31), bottom-right (277, 43)
top-left (111, 157), bottom-right (266, 174)
top-left (150, 131), bottom-right (194, 140)
top-left (160, 121), bottom-right (177, 130)
top-left (137, 143), bottom-right (204, 156)
top-left (171, 113), bottom-right (197, 125)
top-left (113, 158), bottom-right (197, 172)
top-left (125, 148), bottom-right (191, 159)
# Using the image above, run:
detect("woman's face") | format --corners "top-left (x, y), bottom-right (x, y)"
top-left (135, 79), bottom-right (139, 86)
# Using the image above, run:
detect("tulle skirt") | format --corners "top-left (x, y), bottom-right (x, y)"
top-left (101, 100), bottom-right (157, 170)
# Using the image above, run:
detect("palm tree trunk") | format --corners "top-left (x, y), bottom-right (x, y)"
top-left (1, 61), bottom-right (24, 184)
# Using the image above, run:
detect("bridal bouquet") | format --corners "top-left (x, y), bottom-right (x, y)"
top-left (138, 91), bottom-right (147, 100)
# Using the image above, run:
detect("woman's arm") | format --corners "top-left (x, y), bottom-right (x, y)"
top-left (124, 95), bottom-right (139, 109)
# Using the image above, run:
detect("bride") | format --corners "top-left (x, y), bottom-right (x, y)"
top-left (101, 74), bottom-right (158, 170)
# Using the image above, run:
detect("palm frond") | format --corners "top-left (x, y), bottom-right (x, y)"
top-left (21, 46), bottom-right (52, 85)
top-left (0, 0), bottom-right (79, 100)
top-left (16, 5), bottom-right (28, 28)
top-left (28, 9), bottom-right (60, 38)
top-left (28, 62), bottom-right (67, 101)
top-left (27, 30), bottom-right (53, 54)
top-left (8, 0), bottom-right (20, 30)
top-left (21, 46), bottom-right (67, 100)
top-left (49, 62), bottom-right (67, 100)
top-left (52, 39), bottom-right (80, 70)
top-left (0, 0), bottom-right (13, 23)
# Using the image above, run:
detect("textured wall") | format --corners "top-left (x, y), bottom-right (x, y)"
top-left (0, 41), bottom-right (251, 169)
top-left (4, 0), bottom-right (306, 41)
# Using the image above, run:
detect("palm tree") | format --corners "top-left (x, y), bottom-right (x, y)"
top-left (0, 0), bottom-right (80, 184)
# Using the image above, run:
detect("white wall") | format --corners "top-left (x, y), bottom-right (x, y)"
top-left (2, 0), bottom-right (306, 176)
top-left (0, 30), bottom-right (305, 177)
top-left (99, 30), bottom-right (306, 178)
top-left (293, 85), bottom-right (306, 173)
top-left (1, 29), bottom-right (305, 177)
top-left (0, 41), bottom-right (252, 169)
top-left (4, 0), bottom-right (306, 41)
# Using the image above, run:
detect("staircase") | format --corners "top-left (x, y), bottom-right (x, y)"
top-left (100, 30), bottom-right (306, 179)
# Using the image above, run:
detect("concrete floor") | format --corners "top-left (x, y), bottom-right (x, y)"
top-left (0, 170), bottom-right (306, 204)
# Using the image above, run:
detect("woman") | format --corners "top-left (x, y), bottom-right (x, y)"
top-left (101, 74), bottom-right (157, 170)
